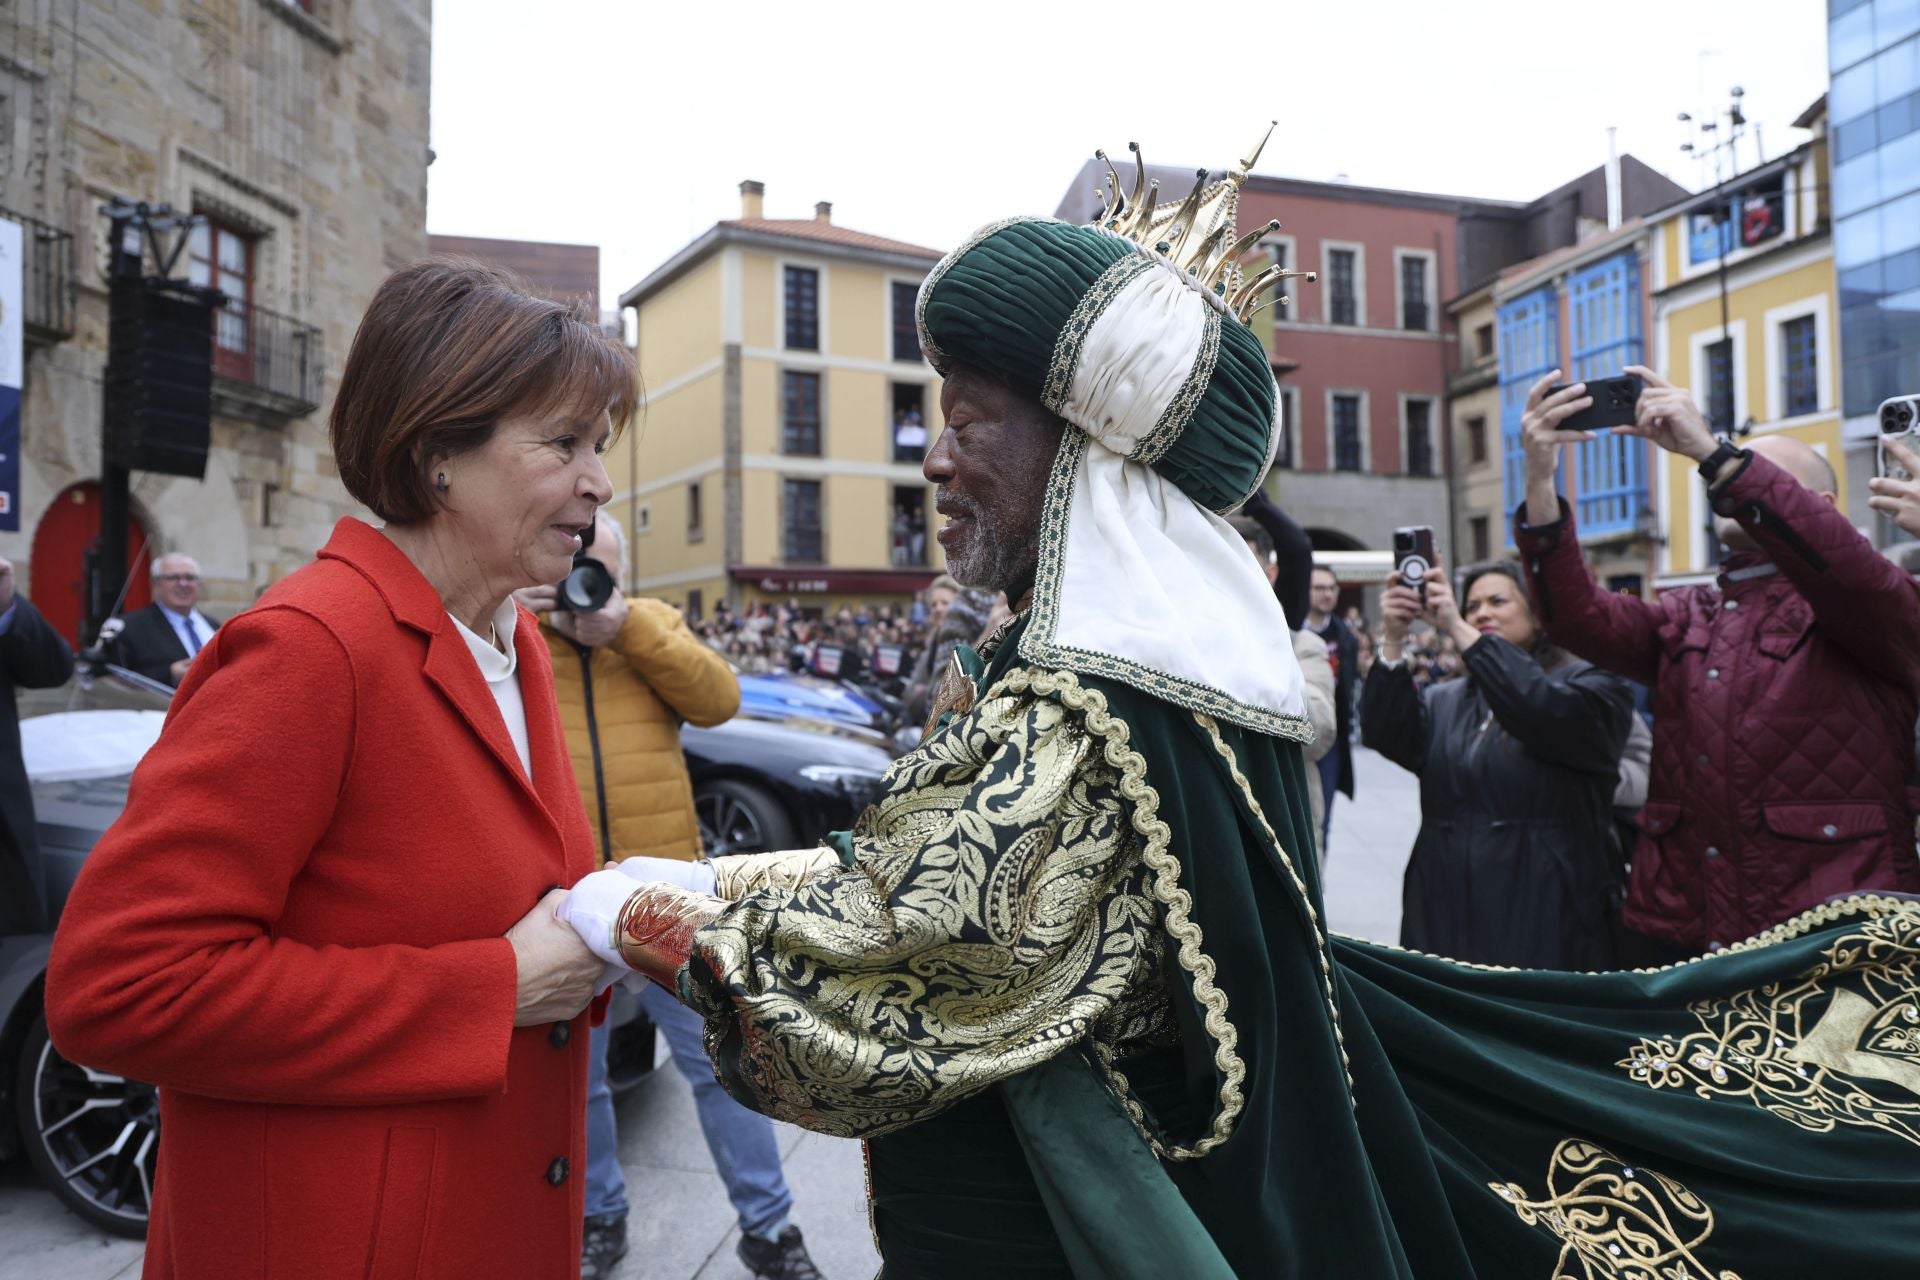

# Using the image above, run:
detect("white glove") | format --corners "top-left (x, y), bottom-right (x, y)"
top-left (556, 858), bottom-right (719, 971)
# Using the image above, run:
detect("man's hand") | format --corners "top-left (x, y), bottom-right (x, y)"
top-left (567, 592), bottom-right (629, 648)
top-left (1521, 370), bottom-right (1594, 527)
top-left (1617, 365), bottom-right (1718, 462)
top-left (513, 584), bottom-right (559, 615)
top-left (1869, 435), bottom-right (1920, 538)
top-left (169, 657), bottom-right (192, 684)
top-left (0, 556), bottom-right (14, 614)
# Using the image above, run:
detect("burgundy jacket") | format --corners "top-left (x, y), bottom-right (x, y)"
top-left (1514, 451), bottom-right (1920, 952)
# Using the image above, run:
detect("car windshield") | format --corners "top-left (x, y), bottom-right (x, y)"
top-left (20, 665), bottom-right (174, 785)
top-left (19, 664), bottom-right (175, 720)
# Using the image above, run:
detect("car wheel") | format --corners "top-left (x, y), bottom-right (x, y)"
top-left (13, 1011), bottom-right (154, 1238)
top-left (604, 1007), bottom-right (659, 1099)
top-left (695, 779), bottom-right (796, 855)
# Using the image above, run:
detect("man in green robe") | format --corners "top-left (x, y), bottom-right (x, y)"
top-left (561, 136), bottom-right (1920, 1278)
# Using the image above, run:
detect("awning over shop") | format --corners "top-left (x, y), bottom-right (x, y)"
top-left (730, 565), bottom-right (940, 595)
top-left (1312, 550), bottom-right (1396, 585)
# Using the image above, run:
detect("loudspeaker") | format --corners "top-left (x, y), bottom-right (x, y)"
top-left (104, 278), bottom-right (217, 479)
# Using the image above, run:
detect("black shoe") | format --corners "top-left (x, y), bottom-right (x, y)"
top-left (737, 1224), bottom-right (825, 1280)
top-left (581, 1213), bottom-right (628, 1280)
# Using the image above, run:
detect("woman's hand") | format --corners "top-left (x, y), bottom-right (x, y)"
top-left (1379, 574), bottom-right (1422, 655)
top-left (1419, 555), bottom-right (1482, 654)
top-left (505, 889), bottom-right (607, 1026)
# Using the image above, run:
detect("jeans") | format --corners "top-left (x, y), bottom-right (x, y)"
top-left (583, 985), bottom-right (796, 1240)
top-left (1315, 748), bottom-right (1341, 851)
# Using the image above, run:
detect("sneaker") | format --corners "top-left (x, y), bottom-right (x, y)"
top-left (581, 1213), bottom-right (628, 1280)
top-left (737, 1224), bottom-right (825, 1280)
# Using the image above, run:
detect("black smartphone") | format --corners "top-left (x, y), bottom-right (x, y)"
top-left (1546, 373), bottom-right (1643, 432)
top-left (1393, 525), bottom-right (1436, 601)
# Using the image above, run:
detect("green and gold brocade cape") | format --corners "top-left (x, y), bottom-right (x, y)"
top-left (683, 613), bottom-right (1920, 1277)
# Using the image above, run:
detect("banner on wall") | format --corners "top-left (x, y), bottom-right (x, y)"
top-left (0, 218), bottom-right (21, 533)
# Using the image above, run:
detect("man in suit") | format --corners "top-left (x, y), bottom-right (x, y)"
top-left (1306, 565), bottom-right (1358, 851)
top-left (116, 553), bottom-right (219, 687)
top-left (0, 554), bottom-right (77, 935)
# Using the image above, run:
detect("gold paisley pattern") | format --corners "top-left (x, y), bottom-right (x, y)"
top-left (1618, 905), bottom-right (1920, 1147)
top-left (1491, 1140), bottom-right (1743, 1280)
top-left (707, 848), bottom-right (844, 900)
top-left (684, 672), bottom-right (1164, 1140)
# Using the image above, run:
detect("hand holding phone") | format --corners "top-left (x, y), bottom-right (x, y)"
top-left (1544, 373), bottom-right (1643, 433)
top-left (1393, 525), bottom-right (1436, 604)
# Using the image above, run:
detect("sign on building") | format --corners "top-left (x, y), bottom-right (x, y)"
top-left (0, 218), bottom-right (20, 532)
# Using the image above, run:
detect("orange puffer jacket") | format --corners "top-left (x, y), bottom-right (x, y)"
top-left (542, 598), bottom-right (741, 864)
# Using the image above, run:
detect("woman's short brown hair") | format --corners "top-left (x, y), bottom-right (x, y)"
top-left (331, 258), bottom-right (638, 524)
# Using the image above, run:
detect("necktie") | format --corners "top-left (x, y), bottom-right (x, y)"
top-left (183, 613), bottom-right (203, 656)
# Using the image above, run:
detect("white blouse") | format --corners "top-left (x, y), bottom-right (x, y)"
top-left (450, 598), bottom-right (531, 780)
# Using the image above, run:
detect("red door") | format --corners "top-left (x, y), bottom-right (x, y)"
top-left (28, 482), bottom-right (153, 647)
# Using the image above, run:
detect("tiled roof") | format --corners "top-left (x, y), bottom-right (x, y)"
top-left (718, 218), bottom-right (943, 259)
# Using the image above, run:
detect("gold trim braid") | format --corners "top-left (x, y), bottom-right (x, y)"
top-left (1193, 710), bottom-right (1355, 1098)
top-left (999, 666), bottom-right (1249, 1160)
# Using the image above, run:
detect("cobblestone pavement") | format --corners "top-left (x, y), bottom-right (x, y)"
top-left (0, 747), bottom-right (1420, 1280)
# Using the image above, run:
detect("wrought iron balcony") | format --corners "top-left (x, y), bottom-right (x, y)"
top-left (1, 206), bottom-right (76, 343)
top-left (211, 299), bottom-right (324, 420)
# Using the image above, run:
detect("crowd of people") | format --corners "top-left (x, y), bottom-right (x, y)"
top-left (31, 194), bottom-right (1920, 1277)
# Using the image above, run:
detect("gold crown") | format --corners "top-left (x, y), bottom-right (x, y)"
top-left (1090, 121), bottom-right (1315, 322)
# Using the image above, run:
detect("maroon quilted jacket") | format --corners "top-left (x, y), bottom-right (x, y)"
top-left (1514, 451), bottom-right (1920, 952)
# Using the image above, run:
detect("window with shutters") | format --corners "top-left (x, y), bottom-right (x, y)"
top-left (1332, 394), bottom-right (1363, 471)
top-left (782, 371), bottom-right (821, 456)
top-left (784, 266), bottom-right (819, 350)
top-left (783, 479), bottom-right (823, 563)
top-left (187, 218), bottom-right (255, 382)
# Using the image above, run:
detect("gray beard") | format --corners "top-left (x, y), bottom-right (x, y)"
top-left (945, 520), bottom-right (1036, 597)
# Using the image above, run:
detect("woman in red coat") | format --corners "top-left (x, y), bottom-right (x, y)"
top-left (46, 260), bottom-right (633, 1279)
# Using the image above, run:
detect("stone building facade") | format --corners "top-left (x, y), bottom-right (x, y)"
top-left (0, 0), bottom-right (430, 642)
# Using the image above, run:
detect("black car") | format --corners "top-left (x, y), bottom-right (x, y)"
top-left (2, 665), bottom-right (893, 1237)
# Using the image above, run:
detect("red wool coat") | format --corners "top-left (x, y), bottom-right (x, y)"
top-left (46, 518), bottom-right (601, 1280)
top-left (1515, 452), bottom-right (1920, 952)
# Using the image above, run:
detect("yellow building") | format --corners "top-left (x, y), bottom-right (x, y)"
top-left (1445, 283), bottom-right (1503, 566)
top-left (613, 182), bottom-right (946, 618)
top-left (1649, 109), bottom-right (1840, 582)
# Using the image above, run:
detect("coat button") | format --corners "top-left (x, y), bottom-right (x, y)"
top-left (1707, 940), bottom-right (1724, 952)
top-left (546, 1157), bottom-right (570, 1186)
top-left (1724, 599), bottom-right (1738, 610)
top-left (1822, 824), bottom-right (1839, 838)
top-left (549, 1022), bottom-right (571, 1049)
top-left (1706, 668), bottom-right (1719, 679)
top-left (1705, 846), bottom-right (1719, 858)
top-left (1698, 754), bottom-right (1711, 768)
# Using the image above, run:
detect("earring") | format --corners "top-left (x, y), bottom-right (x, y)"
top-left (436, 473), bottom-right (447, 491)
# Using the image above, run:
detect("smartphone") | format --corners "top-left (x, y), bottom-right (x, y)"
top-left (1546, 373), bottom-right (1643, 433)
top-left (1393, 525), bottom-right (1436, 602)
top-left (1878, 395), bottom-right (1920, 482)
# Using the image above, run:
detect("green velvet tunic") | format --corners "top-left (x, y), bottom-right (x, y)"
top-left (683, 613), bottom-right (1920, 1277)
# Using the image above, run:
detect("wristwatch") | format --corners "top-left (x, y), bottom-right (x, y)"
top-left (1696, 440), bottom-right (1748, 485)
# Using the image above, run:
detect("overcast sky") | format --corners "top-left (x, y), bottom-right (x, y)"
top-left (426, 0), bottom-right (1831, 311)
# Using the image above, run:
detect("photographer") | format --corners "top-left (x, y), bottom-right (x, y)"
top-left (1361, 554), bottom-right (1632, 969)
top-left (516, 513), bottom-right (825, 1280)
top-left (1517, 365), bottom-right (1920, 957)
